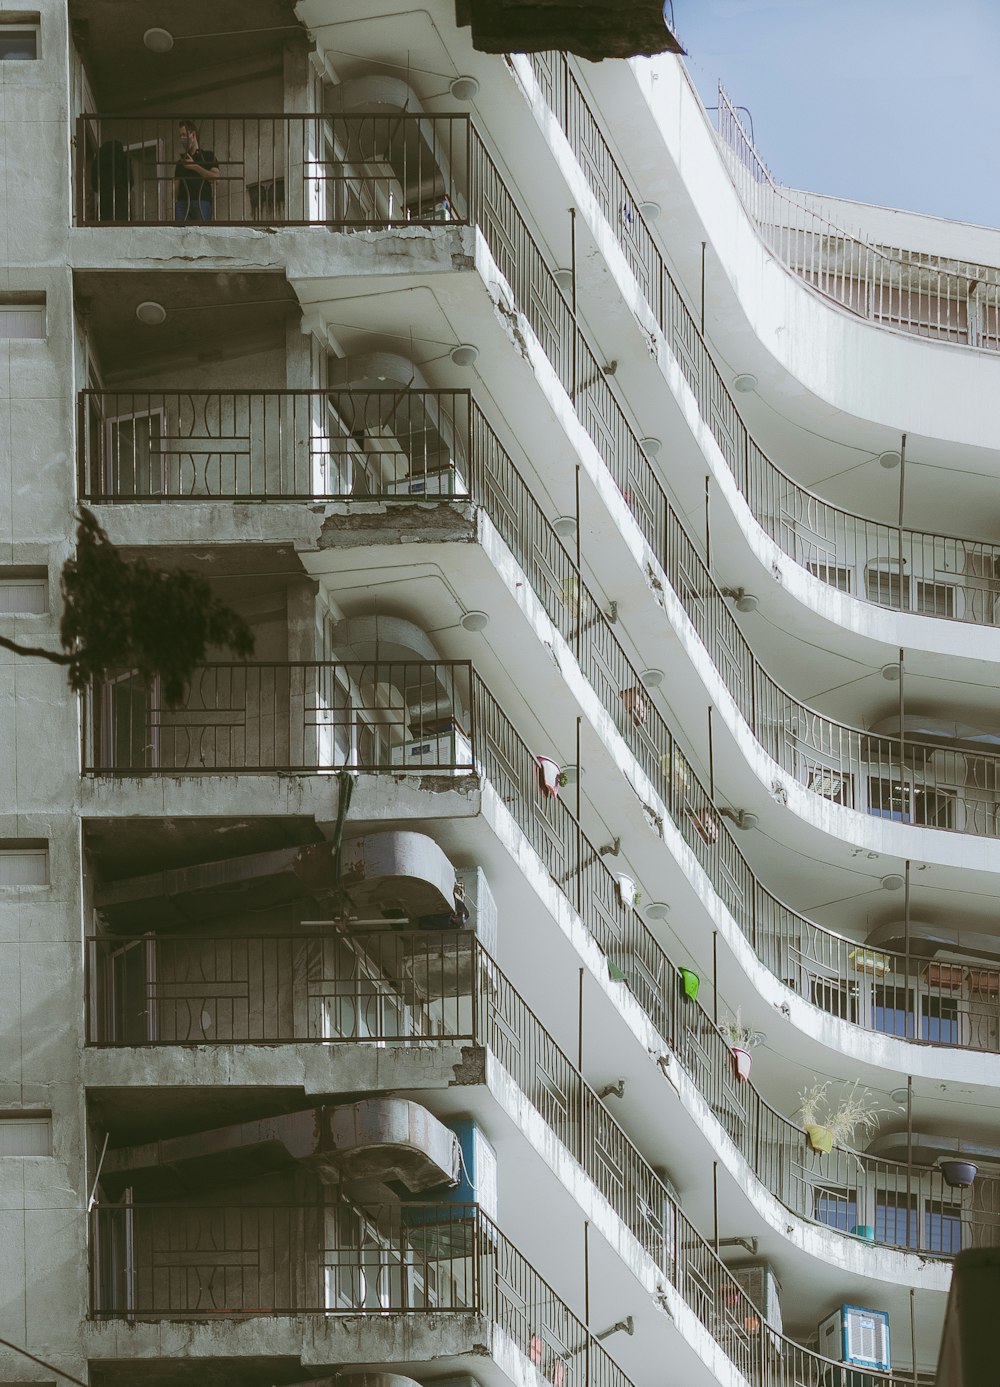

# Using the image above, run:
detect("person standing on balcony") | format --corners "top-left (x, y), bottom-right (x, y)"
top-left (174, 119), bottom-right (220, 223)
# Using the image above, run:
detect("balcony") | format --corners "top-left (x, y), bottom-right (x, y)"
top-left (81, 660), bottom-right (474, 775)
top-left (86, 923), bottom-right (1000, 1262)
top-left (76, 113), bottom-right (469, 228)
top-left (78, 387), bottom-right (471, 503)
top-left (517, 50), bottom-right (1000, 633)
top-left (84, 925), bottom-right (940, 1386)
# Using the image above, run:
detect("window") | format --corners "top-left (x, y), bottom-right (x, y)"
top-left (0, 291), bottom-right (45, 338)
top-left (923, 995), bottom-right (960, 1044)
top-left (865, 567), bottom-right (908, 609)
top-left (925, 1203), bottom-right (962, 1254)
top-left (916, 580), bottom-right (956, 618)
top-left (0, 13), bottom-right (39, 60)
top-left (872, 984), bottom-right (915, 1038)
top-left (875, 1191), bottom-right (918, 1248)
top-left (0, 566), bottom-right (47, 613)
top-left (807, 766), bottom-right (851, 805)
top-left (0, 840), bottom-right (48, 885)
top-left (811, 977), bottom-right (859, 1023)
top-left (814, 1186), bottom-right (857, 1232)
top-left (0, 1112), bottom-right (51, 1155)
top-left (868, 777), bottom-right (909, 821)
top-left (807, 561), bottom-right (852, 593)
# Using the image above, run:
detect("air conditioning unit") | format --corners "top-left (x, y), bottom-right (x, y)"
top-left (385, 466), bottom-right (465, 497)
top-left (447, 1118), bottom-right (498, 1220)
top-left (731, 1261), bottom-right (782, 1337)
top-left (456, 865), bottom-right (498, 958)
top-left (389, 725), bottom-right (473, 773)
top-left (818, 1305), bottom-right (890, 1373)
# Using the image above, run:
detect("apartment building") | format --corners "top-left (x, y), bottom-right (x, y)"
top-left (2, 4), bottom-right (998, 1386)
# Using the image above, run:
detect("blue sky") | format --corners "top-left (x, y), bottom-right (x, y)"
top-left (674, 0), bottom-right (999, 227)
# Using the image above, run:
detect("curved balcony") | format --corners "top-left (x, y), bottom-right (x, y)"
top-left (79, 381), bottom-right (1000, 1056)
top-left (714, 86), bottom-right (1000, 357)
top-left (519, 51), bottom-right (1000, 633)
top-left (87, 927), bottom-right (1000, 1266)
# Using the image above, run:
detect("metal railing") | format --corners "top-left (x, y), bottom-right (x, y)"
top-left (81, 387), bottom-right (1000, 1055)
top-left (78, 388), bottom-right (472, 502)
top-left (76, 113), bottom-right (469, 227)
top-left (86, 951), bottom-right (946, 1384)
top-left (521, 51), bottom-right (1000, 632)
top-left (81, 660), bottom-right (474, 774)
top-left (88, 924), bottom-right (1000, 1257)
top-left (715, 86), bottom-right (1000, 353)
top-left (86, 929), bottom-right (479, 1046)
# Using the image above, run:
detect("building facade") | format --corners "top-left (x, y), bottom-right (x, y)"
top-left (2, 4), bottom-right (999, 1386)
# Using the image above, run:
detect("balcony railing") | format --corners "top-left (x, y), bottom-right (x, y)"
top-left (83, 537), bottom-right (1000, 1061)
top-left (76, 113), bottom-right (469, 227)
top-left (88, 936), bottom-right (944, 1384)
top-left (81, 660), bottom-right (474, 774)
top-left (522, 51), bottom-right (1000, 631)
top-left (78, 388), bottom-right (472, 503)
top-left (89, 918), bottom-right (1000, 1260)
top-left (78, 142), bottom-right (1000, 1045)
top-left (715, 86), bottom-right (1000, 354)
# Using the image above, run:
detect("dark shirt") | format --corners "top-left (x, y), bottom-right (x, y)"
top-left (174, 148), bottom-right (219, 205)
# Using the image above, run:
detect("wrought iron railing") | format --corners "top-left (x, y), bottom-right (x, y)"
top-left (520, 50), bottom-right (1000, 632)
top-left (81, 660), bottom-right (474, 774)
top-left (88, 906), bottom-right (1000, 1263)
top-left (76, 113), bottom-right (469, 227)
top-left (78, 388), bottom-right (472, 502)
top-left (87, 939), bottom-right (949, 1383)
top-left (82, 454), bottom-right (1000, 1058)
top-left (78, 128), bottom-right (1000, 1047)
top-left (715, 85), bottom-right (1000, 354)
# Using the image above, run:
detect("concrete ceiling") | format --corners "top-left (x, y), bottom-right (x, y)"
top-left (75, 269), bottom-right (298, 380)
top-left (83, 814), bottom-right (322, 883)
top-left (70, 0), bottom-right (302, 110)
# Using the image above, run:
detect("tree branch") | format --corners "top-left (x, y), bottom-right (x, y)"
top-left (0, 633), bottom-right (74, 665)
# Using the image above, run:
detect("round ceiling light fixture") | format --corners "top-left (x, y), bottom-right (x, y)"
top-left (640, 667), bottom-right (664, 689)
top-left (639, 200), bottom-right (661, 220)
top-left (450, 75), bottom-right (480, 101)
top-left (142, 26), bottom-right (175, 52)
top-left (735, 591), bottom-right (759, 613)
top-left (878, 450), bottom-right (902, 470)
top-left (645, 901), bottom-right (670, 921)
top-left (553, 515), bottom-right (577, 540)
top-left (461, 610), bottom-right (489, 632)
top-left (134, 301), bottom-right (167, 326)
top-left (450, 343), bottom-right (479, 367)
top-left (733, 373), bottom-right (758, 394)
top-left (553, 268), bottom-right (574, 293)
top-left (880, 873), bottom-right (905, 891)
top-left (880, 662), bottom-right (903, 681)
top-left (640, 436), bottom-right (662, 458)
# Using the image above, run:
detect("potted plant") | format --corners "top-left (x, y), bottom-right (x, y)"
top-left (798, 1080), bottom-right (883, 1156)
top-left (678, 967), bottom-right (700, 1001)
top-left (718, 1008), bottom-right (762, 1080)
top-left (940, 1159), bottom-right (978, 1189)
top-left (619, 685), bottom-right (648, 727)
top-left (848, 946), bottom-right (892, 977)
top-left (536, 755), bottom-right (567, 798)
top-left (616, 874), bottom-right (641, 909)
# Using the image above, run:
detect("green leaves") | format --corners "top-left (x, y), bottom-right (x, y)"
top-left (58, 508), bottom-right (254, 707)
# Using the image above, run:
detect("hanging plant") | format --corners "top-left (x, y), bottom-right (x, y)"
top-left (718, 1007), bottom-right (763, 1081)
top-left (798, 1080), bottom-right (883, 1156)
top-left (536, 755), bottom-right (565, 798)
top-left (619, 685), bottom-right (649, 727)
